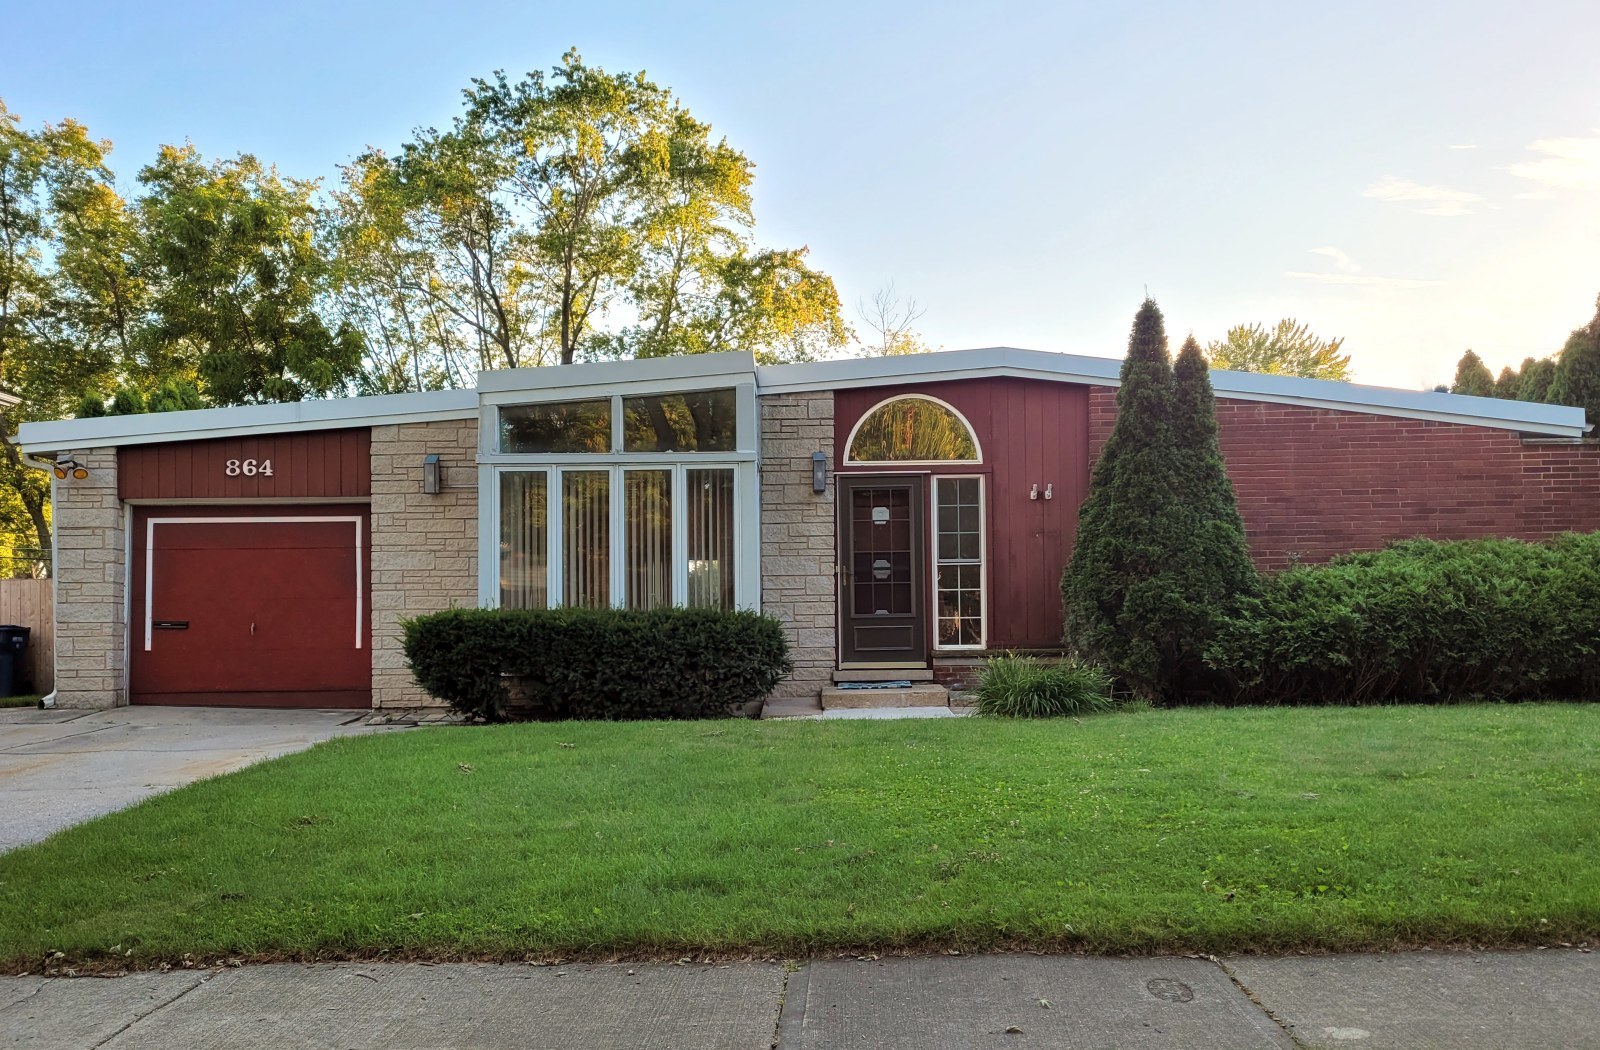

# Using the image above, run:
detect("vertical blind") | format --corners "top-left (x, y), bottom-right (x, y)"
top-left (499, 471), bottom-right (548, 610)
top-left (563, 471), bottom-right (611, 609)
top-left (624, 470), bottom-right (672, 610)
top-left (686, 468), bottom-right (735, 610)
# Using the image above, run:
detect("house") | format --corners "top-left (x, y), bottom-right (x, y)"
top-left (20, 348), bottom-right (1600, 712)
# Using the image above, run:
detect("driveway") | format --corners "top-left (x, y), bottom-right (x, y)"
top-left (0, 706), bottom-right (392, 852)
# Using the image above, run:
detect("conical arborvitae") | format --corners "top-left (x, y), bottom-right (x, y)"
top-left (1168, 336), bottom-right (1257, 693)
top-left (1061, 299), bottom-right (1187, 699)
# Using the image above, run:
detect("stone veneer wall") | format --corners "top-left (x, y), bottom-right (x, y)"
top-left (50, 447), bottom-right (125, 708)
top-left (370, 418), bottom-right (479, 709)
top-left (758, 392), bottom-right (836, 699)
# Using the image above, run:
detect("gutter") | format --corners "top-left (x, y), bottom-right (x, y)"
top-left (16, 448), bottom-right (57, 709)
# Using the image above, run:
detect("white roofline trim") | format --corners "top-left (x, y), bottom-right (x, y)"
top-left (19, 389), bottom-right (478, 453)
top-left (758, 348), bottom-right (1589, 438)
top-left (475, 349), bottom-right (756, 394)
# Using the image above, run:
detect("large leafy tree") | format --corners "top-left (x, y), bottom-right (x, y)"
top-left (1450, 349), bottom-right (1495, 397)
top-left (328, 51), bottom-right (848, 385)
top-left (1518, 356), bottom-right (1557, 402)
top-left (1549, 294), bottom-right (1600, 430)
top-left (1206, 319), bottom-right (1351, 380)
top-left (137, 145), bottom-right (362, 404)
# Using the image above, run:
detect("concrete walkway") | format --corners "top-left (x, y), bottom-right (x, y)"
top-left (2, 950), bottom-right (1595, 1049)
top-left (0, 707), bottom-right (394, 851)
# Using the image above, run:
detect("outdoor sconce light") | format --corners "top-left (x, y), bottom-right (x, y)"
top-left (52, 457), bottom-right (89, 481)
top-left (811, 451), bottom-right (827, 494)
top-left (422, 454), bottom-right (441, 495)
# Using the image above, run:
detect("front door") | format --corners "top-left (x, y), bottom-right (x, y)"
top-left (838, 475), bottom-right (927, 666)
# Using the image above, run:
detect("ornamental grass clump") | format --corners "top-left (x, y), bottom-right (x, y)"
top-left (972, 655), bottom-right (1116, 718)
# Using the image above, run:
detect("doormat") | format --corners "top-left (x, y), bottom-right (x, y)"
top-left (835, 680), bottom-right (913, 690)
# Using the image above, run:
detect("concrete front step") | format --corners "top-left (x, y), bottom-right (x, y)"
top-left (831, 668), bottom-right (934, 683)
top-left (821, 683), bottom-right (950, 709)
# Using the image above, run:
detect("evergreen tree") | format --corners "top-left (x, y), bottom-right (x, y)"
top-left (1519, 358), bottom-right (1557, 403)
top-left (1494, 366), bottom-right (1520, 399)
top-left (1451, 350), bottom-right (1495, 396)
top-left (1167, 335), bottom-right (1258, 691)
top-left (1550, 294), bottom-right (1600, 429)
top-left (1062, 300), bottom-right (1189, 700)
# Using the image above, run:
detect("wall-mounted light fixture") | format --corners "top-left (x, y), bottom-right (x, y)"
top-left (52, 456), bottom-right (89, 481)
top-left (811, 451), bottom-right (827, 494)
top-left (422, 453), bottom-right (441, 495)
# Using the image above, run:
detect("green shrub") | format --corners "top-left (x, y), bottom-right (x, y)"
top-left (1206, 532), bottom-right (1600, 705)
top-left (403, 606), bottom-right (793, 721)
top-left (972, 655), bottom-right (1117, 718)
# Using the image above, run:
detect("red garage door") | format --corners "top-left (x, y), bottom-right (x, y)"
top-left (129, 507), bottom-right (371, 707)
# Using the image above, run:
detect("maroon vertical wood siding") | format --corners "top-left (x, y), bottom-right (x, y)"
top-left (118, 429), bottom-right (372, 501)
top-left (834, 378), bottom-right (1091, 650)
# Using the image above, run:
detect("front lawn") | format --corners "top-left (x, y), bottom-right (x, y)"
top-left (1, 704), bottom-right (1597, 968)
top-left (0, 694), bottom-right (39, 708)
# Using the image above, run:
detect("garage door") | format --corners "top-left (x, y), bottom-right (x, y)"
top-left (129, 508), bottom-right (371, 707)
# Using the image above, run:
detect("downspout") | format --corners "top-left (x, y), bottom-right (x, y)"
top-left (17, 449), bottom-right (58, 709)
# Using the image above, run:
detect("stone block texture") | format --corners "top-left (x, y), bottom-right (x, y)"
top-left (370, 419), bottom-right (480, 709)
top-left (50, 447), bottom-right (124, 708)
top-left (759, 392), bottom-right (836, 699)
top-left (1088, 387), bottom-right (1600, 569)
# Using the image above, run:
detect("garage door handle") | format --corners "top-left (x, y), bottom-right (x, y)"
top-left (152, 620), bottom-right (189, 630)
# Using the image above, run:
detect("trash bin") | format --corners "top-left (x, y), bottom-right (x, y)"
top-left (0, 625), bottom-right (30, 697)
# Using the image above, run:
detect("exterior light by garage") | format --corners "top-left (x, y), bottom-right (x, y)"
top-left (422, 454), bottom-right (441, 495)
top-left (52, 456), bottom-right (88, 480)
top-left (812, 450), bottom-right (827, 494)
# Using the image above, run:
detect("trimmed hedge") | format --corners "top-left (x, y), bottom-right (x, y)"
top-left (1206, 532), bottom-right (1600, 705)
top-left (403, 606), bottom-right (792, 721)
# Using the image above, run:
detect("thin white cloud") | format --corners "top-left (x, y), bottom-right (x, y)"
top-left (1515, 189), bottom-right (1558, 201)
top-left (1509, 133), bottom-right (1600, 192)
top-left (1286, 271), bottom-right (1443, 289)
top-left (1362, 175), bottom-right (1483, 216)
top-left (1307, 246), bottom-right (1361, 273)
top-left (1447, 143), bottom-right (1478, 150)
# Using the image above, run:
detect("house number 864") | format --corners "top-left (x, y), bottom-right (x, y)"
top-left (224, 458), bottom-right (274, 477)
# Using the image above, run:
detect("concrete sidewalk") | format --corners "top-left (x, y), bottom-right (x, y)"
top-left (2, 949), bottom-right (1595, 1049)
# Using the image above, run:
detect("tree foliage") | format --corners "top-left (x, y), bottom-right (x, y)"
top-left (1450, 349), bottom-right (1495, 397)
top-left (1549, 294), bottom-right (1600, 430)
top-left (856, 282), bottom-right (930, 356)
top-left (1205, 319), bottom-right (1351, 380)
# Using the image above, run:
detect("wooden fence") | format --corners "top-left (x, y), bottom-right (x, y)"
top-left (0, 579), bottom-right (53, 696)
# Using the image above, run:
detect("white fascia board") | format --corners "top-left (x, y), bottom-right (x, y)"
top-left (19, 388), bottom-right (479, 453)
top-left (476, 350), bottom-right (758, 402)
top-left (757, 347), bottom-right (1589, 438)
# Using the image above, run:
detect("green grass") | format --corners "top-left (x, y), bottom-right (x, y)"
top-left (0, 694), bottom-right (39, 708)
top-left (2, 704), bottom-right (1597, 968)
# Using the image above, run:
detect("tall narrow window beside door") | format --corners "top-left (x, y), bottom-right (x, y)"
top-left (934, 477), bottom-right (984, 648)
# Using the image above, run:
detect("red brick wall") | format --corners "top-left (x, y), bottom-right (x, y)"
top-left (1087, 387), bottom-right (1600, 570)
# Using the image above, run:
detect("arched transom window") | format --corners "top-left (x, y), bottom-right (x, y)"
top-left (845, 395), bottom-right (981, 464)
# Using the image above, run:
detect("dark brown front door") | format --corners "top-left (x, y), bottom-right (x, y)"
top-left (838, 475), bottom-right (927, 666)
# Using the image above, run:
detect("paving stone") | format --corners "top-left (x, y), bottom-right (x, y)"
top-left (1226, 949), bottom-right (1600, 1049)
top-left (779, 955), bottom-right (1292, 1049)
top-left (103, 961), bottom-right (785, 1050)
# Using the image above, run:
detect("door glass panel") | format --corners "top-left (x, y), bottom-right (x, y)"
top-left (500, 472), bottom-right (548, 609)
top-left (935, 477), bottom-right (983, 647)
top-left (562, 471), bottom-right (611, 608)
top-left (851, 487), bottom-right (914, 616)
top-left (686, 468), bottom-right (736, 610)
top-left (624, 470), bottom-right (672, 610)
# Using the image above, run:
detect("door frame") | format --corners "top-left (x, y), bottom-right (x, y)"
top-left (835, 472), bottom-right (929, 669)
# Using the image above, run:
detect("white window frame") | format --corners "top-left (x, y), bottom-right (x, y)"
top-left (930, 475), bottom-right (987, 651)
top-left (843, 393), bottom-right (983, 467)
top-left (478, 382), bottom-right (759, 611)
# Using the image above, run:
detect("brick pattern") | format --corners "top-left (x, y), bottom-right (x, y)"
top-left (50, 448), bottom-right (124, 708)
top-left (370, 419), bottom-right (480, 709)
top-left (759, 392), bottom-right (837, 699)
top-left (1088, 387), bottom-right (1600, 569)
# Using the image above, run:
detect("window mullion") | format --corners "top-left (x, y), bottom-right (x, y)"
top-left (672, 464), bottom-right (689, 607)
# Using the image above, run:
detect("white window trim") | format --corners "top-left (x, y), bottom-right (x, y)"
top-left (842, 393), bottom-right (984, 467)
top-left (930, 475), bottom-right (987, 652)
top-left (480, 461), bottom-right (757, 612)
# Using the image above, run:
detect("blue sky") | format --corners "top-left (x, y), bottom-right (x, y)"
top-left (8, 0), bottom-right (1600, 388)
